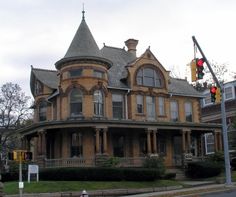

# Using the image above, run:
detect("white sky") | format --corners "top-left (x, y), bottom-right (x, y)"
top-left (0, 0), bottom-right (236, 97)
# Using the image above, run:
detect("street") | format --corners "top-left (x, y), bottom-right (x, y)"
top-left (202, 189), bottom-right (236, 197)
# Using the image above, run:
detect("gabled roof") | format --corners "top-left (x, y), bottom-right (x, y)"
top-left (30, 67), bottom-right (59, 96)
top-left (101, 45), bottom-right (136, 88)
top-left (169, 78), bottom-right (203, 98)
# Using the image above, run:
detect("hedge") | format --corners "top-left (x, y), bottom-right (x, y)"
top-left (2, 167), bottom-right (165, 182)
top-left (185, 161), bottom-right (222, 179)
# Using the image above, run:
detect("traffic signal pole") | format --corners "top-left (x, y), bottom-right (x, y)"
top-left (192, 36), bottom-right (232, 185)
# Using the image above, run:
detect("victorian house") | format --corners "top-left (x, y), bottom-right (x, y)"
top-left (19, 13), bottom-right (222, 168)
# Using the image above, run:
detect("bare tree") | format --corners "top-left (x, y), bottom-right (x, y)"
top-left (0, 82), bottom-right (32, 170)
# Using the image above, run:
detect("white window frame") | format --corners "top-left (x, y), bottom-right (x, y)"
top-left (224, 86), bottom-right (234, 101)
top-left (204, 133), bottom-right (215, 155)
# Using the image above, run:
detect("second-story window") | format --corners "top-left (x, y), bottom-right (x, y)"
top-left (70, 89), bottom-right (83, 117)
top-left (69, 69), bottom-right (83, 77)
top-left (93, 70), bottom-right (104, 79)
top-left (146, 96), bottom-right (155, 120)
top-left (136, 67), bottom-right (163, 87)
top-left (39, 100), bottom-right (47, 121)
top-left (170, 101), bottom-right (179, 122)
top-left (158, 97), bottom-right (165, 116)
top-left (112, 94), bottom-right (124, 119)
top-left (94, 90), bottom-right (104, 116)
top-left (136, 95), bottom-right (144, 114)
top-left (185, 102), bottom-right (193, 122)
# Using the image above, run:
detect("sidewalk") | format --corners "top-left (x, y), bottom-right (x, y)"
top-left (122, 181), bottom-right (236, 197)
top-left (5, 181), bottom-right (236, 197)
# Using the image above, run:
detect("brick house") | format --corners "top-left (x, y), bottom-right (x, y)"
top-left (19, 13), bottom-right (222, 168)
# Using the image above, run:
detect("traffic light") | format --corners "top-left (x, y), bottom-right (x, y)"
top-left (210, 86), bottom-right (217, 103)
top-left (24, 151), bottom-right (33, 160)
top-left (196, 58), bottom-right (205, 79)
top-left (8, 150), bottom-right (33, 161)
top-left (190, 59), bottom-right (197, 82)
top-left (8, 151), bottom-right (18, 160)
top-left (215, 87), bottom-right (221, 103)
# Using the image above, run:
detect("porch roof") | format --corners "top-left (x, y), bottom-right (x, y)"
top-left (18, 119), bottom-right (222, 136)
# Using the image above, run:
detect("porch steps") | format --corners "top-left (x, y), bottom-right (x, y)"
top-left (95, 154), bottom-right (110, 167)
top-left (167, 168), bottom-right (186, 180)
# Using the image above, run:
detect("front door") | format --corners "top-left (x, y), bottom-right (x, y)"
top-left (173, 136), bottom-right (182, 166)
top-left (113, 135), bottom-right (125, 157)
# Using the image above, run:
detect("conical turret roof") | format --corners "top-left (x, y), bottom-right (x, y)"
top-left (64, 16), bottom-right (102, 58)
top-left (55, 11), bottom-right (112, 69)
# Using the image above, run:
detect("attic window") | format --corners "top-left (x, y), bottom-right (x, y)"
top-left (35, 81), bottom-right (43, 95)
top-left (136, 66), bottom-right (163, 88)
top-left (69, 69), bottom-right (83, 77)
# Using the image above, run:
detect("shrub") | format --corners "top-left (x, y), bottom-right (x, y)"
top-left (206, 151), bottom-right (224, 168)
top-left (185, 161), bottom-right (222, 179)
top-left (39, 167), bottom-right (162, 181)
top-left (142, 156), bottom-right (166, 177)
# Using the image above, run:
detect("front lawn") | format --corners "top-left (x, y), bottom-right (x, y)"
top-left (3, 180), bottom-right (180, 195)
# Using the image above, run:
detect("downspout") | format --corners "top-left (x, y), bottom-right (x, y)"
top-left (125, 89), bottom-right (131, 119)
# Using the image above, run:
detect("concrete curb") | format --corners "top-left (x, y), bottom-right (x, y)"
top-left (5, 186), bottom-right (183, 197)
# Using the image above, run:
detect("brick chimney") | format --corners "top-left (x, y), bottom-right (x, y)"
top-left (125, 39), bottom-right (138, 57)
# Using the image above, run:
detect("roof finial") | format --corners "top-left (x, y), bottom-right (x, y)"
top-left (82, 3), bottom-right (85, 21)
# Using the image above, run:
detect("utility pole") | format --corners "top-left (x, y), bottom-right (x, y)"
top-left (192, 36), bottom-right (232, 185)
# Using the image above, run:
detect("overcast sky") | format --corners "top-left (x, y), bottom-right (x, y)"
top-left (0, 0), bottom-right (235, 97)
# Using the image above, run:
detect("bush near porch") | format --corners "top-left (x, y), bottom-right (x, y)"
top-left (185, 161), bottom-right (222, 179)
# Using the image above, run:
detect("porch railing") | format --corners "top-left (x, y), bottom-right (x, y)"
top-left (118, 157), bottom-right (145, 167)
top-left (44, 157), bottom-right (146, 168)
top-left (44, 157), bottom-right (95, 168)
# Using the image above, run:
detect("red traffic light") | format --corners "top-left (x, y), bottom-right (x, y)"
top-left (210, 86), bottom-right (217, 94)
top-left (196, 58), bottom-right (204, 67)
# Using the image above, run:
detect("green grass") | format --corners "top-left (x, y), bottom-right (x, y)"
top-left (3, 180), bottom-right (180, 195)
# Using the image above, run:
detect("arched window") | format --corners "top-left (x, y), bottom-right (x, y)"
top-left (39, 100), bottom-right (47, 121)
top-left (136, 67), bottom-right (163, 87)
top-left (93, 90), bottom-right (104, 116)
top-left (70, 89), bottom-right (83, 117)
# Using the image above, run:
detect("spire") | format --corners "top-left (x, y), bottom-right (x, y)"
top-left (63, 12), bottom-right (102, 59)
top-left (82, 3), bottom-right (85, 21)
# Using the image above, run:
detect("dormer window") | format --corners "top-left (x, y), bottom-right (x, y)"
top-left (35, 80), bottom-right (43, 95)
top-left (136, 66), bottom-right (163, 88)
top-left (69, 69), bottom-right (83, 77)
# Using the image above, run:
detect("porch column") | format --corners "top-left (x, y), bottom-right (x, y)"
top-left (152, 130), bottom-right (157, 154)
top-left (218, 131), bottom-right (223, 151)
top-left (187, 130), bottom-right (191, 153)
top-left (95, 128), bottom-right (100, 154)
top-left (181, 130), bottom-right (186, 153)
top-left (214, 131), bottom-right (218, 152)
top-left (215, 129), bottom-right (222, 151)
top-left (146, 130), bottom-right (152, 154)
top-left (41, 131), bottom-right (46, 155)
top-left (103, 128), bottom-right (108, 154)
top-left (37, 132), bottom-right (42, 155)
